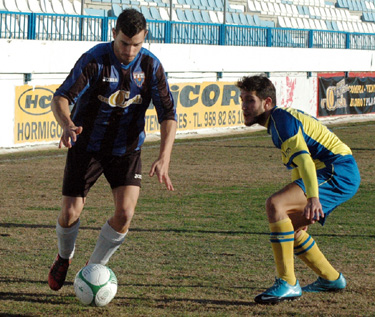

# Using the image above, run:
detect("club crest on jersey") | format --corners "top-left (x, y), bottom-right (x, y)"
top-left (133, 72), bottom-right (145, 87)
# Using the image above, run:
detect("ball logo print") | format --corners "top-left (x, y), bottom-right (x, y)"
top-left (74, 264), bottom-right (117, 307)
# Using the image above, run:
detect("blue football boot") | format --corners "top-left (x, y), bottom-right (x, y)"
top-left (254, 278), bottom-right (302, 304)
top-left (302, 273), bottom-right (346, 292)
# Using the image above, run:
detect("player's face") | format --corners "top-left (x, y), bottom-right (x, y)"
top-left (112, 29), bottom-right (147, 65)
top-left (240, 90), bottom-right (270, 127)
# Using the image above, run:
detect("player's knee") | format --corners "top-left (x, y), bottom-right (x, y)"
top-left (265, 195), bottom-right (285, 220)
top-left (114, 207), bottom-right (135, 225)
top-left (265, 195), bottom-right (276, 214)
top-left (59, 209), bottom-right (81, 227)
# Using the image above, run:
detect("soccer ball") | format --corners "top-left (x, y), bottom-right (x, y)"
top-left (74, 264), bottom-right (117, 307)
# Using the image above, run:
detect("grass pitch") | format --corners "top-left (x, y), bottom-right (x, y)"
top-left (1, 121), bottom-right (375, 316)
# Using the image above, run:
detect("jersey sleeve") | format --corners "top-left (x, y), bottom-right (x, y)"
top-left (150, 63), bottom-right (177, 123)
top-left (281, 128), bottom-right (318, 198)
top-left (54, 52), bottom-right (99, 104)
top-left (292, 153), bottom-right (319, 198)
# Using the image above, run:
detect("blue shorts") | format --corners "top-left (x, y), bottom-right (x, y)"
top-left (294, 155), bottom-right (360, 225)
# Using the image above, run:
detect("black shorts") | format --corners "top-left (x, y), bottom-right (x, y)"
top-left (62, 145), bottom-right (142, 197)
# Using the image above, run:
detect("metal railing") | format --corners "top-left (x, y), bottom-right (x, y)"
top-left (1, 11), bottom-right (375, 50)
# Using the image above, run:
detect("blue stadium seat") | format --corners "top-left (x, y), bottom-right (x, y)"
top-left (200, 0), bottom-right (212, 10)
top-left (325, 20), bottom-right (333, 30)
top-left (185, 9), bottom-right (196, 22)
top-left (152, 0), bottom-right (167, 7)
top-left (225, 12), bottom-right (234, 24)
top-left (297, 6), bottom-right (305, 16)
top-left (140, 6), bottom-right (153, 19)
top-left (238, 13), bottom-right (248, 25)
top-left (253, 14), bottom-right (261, 26)
top-left (207, 0), bottom-right (219, 11)
top-left (193, 10), bottom-right (204, 22)
top-left (176, 8), bottom-right (188, 21)
top-left (85, 8), bottom-right (107, 16)
top-left (246, 14), bottom-right (255, 26)
top-left (362, 11), bottom-right (370, 21)
top-left (201, 10), bottom-right (212, 23)
top-left (150, 6), bottom-right (162, 20)
top-left (232, 13), bottom-right (241, 24)
top-left (360, 0), bottom-right (368, 11)
top-left (303, 6), bottom-right (310, 17)
top-left (331, 20), bottom-right (339, 30)
top-left (214, 0), bottom-right (224, 10)
top-left (336, 0), bottom-right (347, 8)
top-left (111, 3), bottom-right (123, 17)
top-left (191, 0), bottom-right (202, 8)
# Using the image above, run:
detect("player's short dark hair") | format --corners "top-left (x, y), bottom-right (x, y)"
top-left (236, 74), bottom-right (277, 106)
top-left (115, 9), bottom-right (147, 38)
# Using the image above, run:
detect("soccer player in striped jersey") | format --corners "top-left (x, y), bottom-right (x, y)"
top-left (48, 9), bottom-right (177, 291)
top-left (236, 75), bottom-right (360, 304)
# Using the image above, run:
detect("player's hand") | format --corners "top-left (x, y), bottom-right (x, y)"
top-left (59, 125), bottom-right (83, 148)
top-left (149, 158), bottom-right (174, 191)
top-left (303, 197), bottom-right (324, 224)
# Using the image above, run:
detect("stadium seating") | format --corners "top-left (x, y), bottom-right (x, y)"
top-left (1, 0), bottom-right (375, 46)
top-left (51, 0), bottom-right (65, 14)
top-left (39, 0), bottom-right (54, 13)
top-left (62, 0), bottom-right (76, 14)
top-left (16, 0), bottom-right (31, 12)
top-left (26, 0), bottom-right (42, 12)
top-left (3, 0), bottom-right (20, 11)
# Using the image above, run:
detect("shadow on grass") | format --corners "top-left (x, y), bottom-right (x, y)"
top-left (1, 222), bottom-right (375, 238)
top-left (0, 290), bottom-right (257, 309)
top-left (0, 290), bottom-right (73, 305)
top-left (122, 296), bottom-right (257, 307)
top-left (0, 277), bottom-right (257, 292)
top-left (0, 277), bottom-right (257, 309)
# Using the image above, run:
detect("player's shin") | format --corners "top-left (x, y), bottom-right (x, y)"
top-left (294, 230), bottom-right (339, 281)
top-left (269, 218), bottom-right (297, 286)
top-left (56, 219), bottom-right (80, 259)
top-left (88, 221), bottom-right (127, 265)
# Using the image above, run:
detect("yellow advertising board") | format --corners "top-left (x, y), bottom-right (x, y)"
top-left (14, 82), bottom-right (243, 145)
top-left (15, 85), bottom-right (62, 144)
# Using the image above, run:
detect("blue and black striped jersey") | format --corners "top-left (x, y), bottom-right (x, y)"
top-left (267, 106), bottom-right (352, 171)
top-left (55, 42), bottom-right (176, 156)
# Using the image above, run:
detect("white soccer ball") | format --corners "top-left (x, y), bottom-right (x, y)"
top-left (74, 264), bottom-right (117, 307)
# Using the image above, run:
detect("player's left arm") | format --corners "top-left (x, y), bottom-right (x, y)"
top-left (149, 119), bottom-right (177, 191)
top-left (292, 153), bottom-right (324, 223)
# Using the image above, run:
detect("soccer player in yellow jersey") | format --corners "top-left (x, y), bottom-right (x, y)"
top-left (236, 75), bottom-right (360, 304)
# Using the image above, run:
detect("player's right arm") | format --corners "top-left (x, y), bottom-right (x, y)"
top-left (51, 95), bottom-right (83, 148)
top-left (292, 153), bottom-right (324, 223)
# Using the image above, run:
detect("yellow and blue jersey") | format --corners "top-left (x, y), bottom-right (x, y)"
top-left (267, 106), bottom-right (352, 172)
top-left (266, 106), bottom-right (360, 224)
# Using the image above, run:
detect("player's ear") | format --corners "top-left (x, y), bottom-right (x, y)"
top-left (265, 97), bottom-right (273, 109)
top-left (112, 28), bottom-right (117, 39)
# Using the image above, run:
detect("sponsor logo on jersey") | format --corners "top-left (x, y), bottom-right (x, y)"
top-left (98, 90), bottom-right (142, 108)
top-left (133, 72), bottom-right (145, 88)
top-left (102, 77), bottom-right (119, 83)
